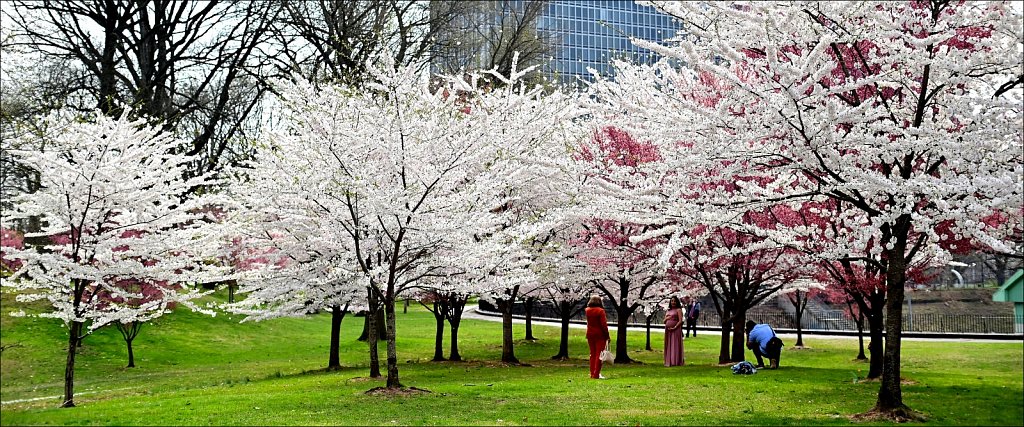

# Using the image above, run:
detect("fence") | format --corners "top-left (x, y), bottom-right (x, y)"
top-left (480, 300), bottom-right (1024, 335)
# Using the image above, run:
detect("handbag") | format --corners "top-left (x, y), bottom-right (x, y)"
top-left (599, 343), bottom-right (614, 363)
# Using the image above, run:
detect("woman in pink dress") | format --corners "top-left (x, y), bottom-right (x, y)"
top-left (664, 296), bottom-right (684, 366)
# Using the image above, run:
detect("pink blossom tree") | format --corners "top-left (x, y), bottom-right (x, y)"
top-left (0, 228), bottom-right (24, 275)
top-left (572, 126), bottom-right (670, 364)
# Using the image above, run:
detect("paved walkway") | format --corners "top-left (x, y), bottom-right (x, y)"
top-left (464, 308), bottom-right (1018, 343)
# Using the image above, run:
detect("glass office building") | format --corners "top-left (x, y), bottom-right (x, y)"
top-left (537, 1), bottom-right (684, 86)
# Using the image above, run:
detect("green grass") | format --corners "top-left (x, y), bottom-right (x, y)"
top-left (1, 290), bottom-right (1022, 426)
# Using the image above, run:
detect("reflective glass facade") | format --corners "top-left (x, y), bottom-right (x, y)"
top-left (537, 1), bottom-right (683, 86)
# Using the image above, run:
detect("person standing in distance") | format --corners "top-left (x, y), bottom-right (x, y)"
top-left (685, 297), bottom-right (701, 338)
top-left (585, 295), bottom-right (611, 379)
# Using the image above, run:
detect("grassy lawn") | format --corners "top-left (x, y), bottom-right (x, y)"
top-left (1, 290), bottom-right (1021, 426)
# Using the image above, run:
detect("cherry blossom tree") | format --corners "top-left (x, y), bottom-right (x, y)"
top-left (245, 54), bottom-right (580, 387)
top-left (0, 111), bottom-right (226, 407)
top-left (571, 126), bottom-right (670, 364)
top-left (664, 214), bottom-right (810, 364)
top-left (616, 1), bottom-right (1023, 419)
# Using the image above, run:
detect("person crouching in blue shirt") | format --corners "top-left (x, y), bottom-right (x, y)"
top-left (745, 320), bottom-right (783, 369)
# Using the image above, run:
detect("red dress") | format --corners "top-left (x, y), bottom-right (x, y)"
top-left (664, 308), bottom-right (684, 366)
top-left (585, 306), bottom-right (610, 378)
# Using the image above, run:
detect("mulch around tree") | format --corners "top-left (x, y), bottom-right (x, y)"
top-left (364, 386), bottom-right (431, 397)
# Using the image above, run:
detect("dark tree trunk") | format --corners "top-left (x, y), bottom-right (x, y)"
top-left (366, 289), bottom-right (381, 378)
top-left (447, 295), bottom-right (467, 362)
top-left (788, 291), bottom-right (807, 347)
top-left (449, 317), bottom-right (462, 362)
top-left (855, 316), bottom-right (867, 360)
top-left (866, 308), bottom-right (885, 379)
top-left (357, 308), bottom-right (386, 341)
top-left (524, 297), bottom-right (537, 341)
top-left (644, 313), bottom-right (654, 351)
top-left (496, 294), bottom-right (519, 364)
top-left (116, 320), bottom-right (142, 368)
top-left (97, 0), bottom-right (119, 115)
top-left (552, 301), bottom-right (572, 360)
top-left (612, 278), bottom-right (635, 364)
top-left (62, 320), bottom-right (83, 408)
top-left (125, 338), bottom-right (135, 368)
top-left (613, 309), bottom-right (633, 363)
top-left (730, 315), bottom-right (746, 363)
top-left (431, 300), bottom-right (447, 362)
top-left (873, 229), bottom-right (913, 416)
top-left (384, 292), bottom-right (401, 389)
top-left (718, 311), bottom-right (732, 364)
top-left (847, 300), bottom-right (867, 360)
top-left (328, 304), bottom-right (347, 370)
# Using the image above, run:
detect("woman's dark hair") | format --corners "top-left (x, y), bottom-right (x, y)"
top-left (669, 296), bottom-right (681, 308)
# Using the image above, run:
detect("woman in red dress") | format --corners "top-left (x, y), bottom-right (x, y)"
top-left (585, 295), bottom-right (611, 379)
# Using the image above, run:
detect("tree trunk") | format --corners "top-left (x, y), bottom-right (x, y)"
top-left (792, 292), bottom-right (806, 347)
top-left (366, 289), bottom-right (381, 378)
top-left (795, 311), bottom-right (804, 348)
top-left (62, 320), bottom-right (83, 408)
top-left (644, 314), bottom-right (653, 351)
top-left (357, 308), bottom-right (386, 341)
top-left (125, 338), bottom-right (135, 368)
top-left (552, 301), bottom-right (571, 360)
top-left (432, 300), bottom-right (446, 362)
top-left (730, 315), bottom-right (746, 363)
top-left (847, 300), bottom-right (867, 360)
top-left (449, 317), bottom-right (462, 362)
top-left (866, 309), bottom-right (885, 379)
top-left (328, 305), bottom-right (346, 370)
top-left (97, 2), bottom-right (118, 115)
top-left (447, 296), bottom-right (466, 362)
top-left (384, 293), bottom-right (401, 388)
top-left (856, 318), bottom-right (867, 360)
top-left (497, 297), bottom-right (519, 364)
top-left (613, 278), bottom-right (634, 364)
top-left (874, 240), bottom-right (911, 415)
top-left (524, 297), bottom-right (537, 341)
top-left (718, 313), bottom-right (732, 364)
top-left (614, 305), bottom-right (634, 364)
top-left (116, 320), bottom-right (142, 368)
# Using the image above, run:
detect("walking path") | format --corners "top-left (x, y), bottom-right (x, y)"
top-left (464, 307), bottom-right (1019, 343)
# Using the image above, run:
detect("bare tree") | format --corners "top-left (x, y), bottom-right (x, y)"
top-left (3, 0), bottom-right (280, 176)
top-left (268, 0), bottom-right (469, 85)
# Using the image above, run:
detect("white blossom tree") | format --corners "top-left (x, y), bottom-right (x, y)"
top-left (596, 0), bottom-right (1023, 419)
top-left (0, 111), bottom-right (226, 407)
top-left (244, 53), bottom-right (581, 388)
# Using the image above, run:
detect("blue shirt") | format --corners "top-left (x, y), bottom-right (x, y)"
top-left (748, 324), bottom-right (774, 354)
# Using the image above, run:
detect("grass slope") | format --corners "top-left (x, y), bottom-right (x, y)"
top-left (1, 290), bottom-right (1021, 426)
